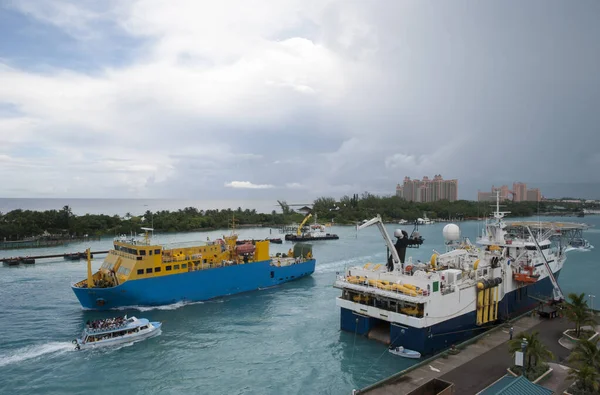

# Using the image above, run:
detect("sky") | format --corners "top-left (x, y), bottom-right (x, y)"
top-left (1, 0), bottom-right (600, 202)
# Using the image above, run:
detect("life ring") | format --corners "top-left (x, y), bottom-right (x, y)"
top-left (72, 339), bottom-right (77, 344)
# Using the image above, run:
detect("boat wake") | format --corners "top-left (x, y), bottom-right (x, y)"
top-left (565, 246), bottom-right (594, 253)
top-left (0, 342), bottom-right (73, 368)
top-left (315, 254), bottom-right (386, 274)
top-left (113, 300), bottom-right (207, 312)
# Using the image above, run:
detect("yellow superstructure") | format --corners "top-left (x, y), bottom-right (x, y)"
top-left (76, 230), bottom-right (280, 289)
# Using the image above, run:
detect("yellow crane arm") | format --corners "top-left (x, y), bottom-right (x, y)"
top-left (297, 213), bottom-right (312, 236)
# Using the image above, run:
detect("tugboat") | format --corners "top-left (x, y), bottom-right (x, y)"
top-left (73, 315), bottom-right (161, 350)
top-left (71, 224), bottom-right (316, 310)
top-left (284, 213), bottom-right (339, 242)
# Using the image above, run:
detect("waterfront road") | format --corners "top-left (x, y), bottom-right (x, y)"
top-left (360, 315), bottom-right (572, 395)
top-left (439, 317), bottom-right (571, 395)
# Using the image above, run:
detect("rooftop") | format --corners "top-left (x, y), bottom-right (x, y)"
top-left (478, 375), bottom-right (553, 395)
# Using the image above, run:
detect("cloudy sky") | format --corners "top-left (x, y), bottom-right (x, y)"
top-left (1, 0), bottom-right (599, 201)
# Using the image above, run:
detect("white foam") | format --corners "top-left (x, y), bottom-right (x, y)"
top-left (315, 254), bottom-right (384, 274)
top-left (114, 300), bottom-right (205, 312)
top-left (0, 342), bottom-right (73, 367)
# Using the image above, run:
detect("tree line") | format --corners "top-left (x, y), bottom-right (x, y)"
top-left (0, 194), bottom-right (587, 241)
top-left (310, 193), bottom-right (586, 224)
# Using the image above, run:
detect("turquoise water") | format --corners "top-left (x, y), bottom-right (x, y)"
top-left (1, 216), bottom-right (599, 394)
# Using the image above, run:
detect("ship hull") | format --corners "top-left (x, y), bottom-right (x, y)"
top-left (72, 259), bottom-right (316, 310)
top-left (340, 269), bottom-right (561, 356)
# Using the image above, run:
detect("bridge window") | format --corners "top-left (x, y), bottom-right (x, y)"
top-left (155, 249), bottom-right (161, 254)
top-left (149, 250), bottom-right (153, 256)
top-left (140, 250), bottom-right (146, 256)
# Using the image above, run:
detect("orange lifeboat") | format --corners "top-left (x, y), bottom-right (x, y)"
top-left (513, 266), bottom-right (539, 283)
top-left (235, 243), bottom-right (255, 254)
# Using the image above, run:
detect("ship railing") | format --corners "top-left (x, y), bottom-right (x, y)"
top-left (334, 278), bottom-right (428, 302)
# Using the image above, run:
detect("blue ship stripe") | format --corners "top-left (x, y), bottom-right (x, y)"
top-left (72, 259), bottom-right (316, 310)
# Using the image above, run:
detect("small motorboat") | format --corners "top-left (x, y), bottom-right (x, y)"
top-left (73, 315), bottom-right (162, 350)
top-left (389, 346), bottom-right (421, 359)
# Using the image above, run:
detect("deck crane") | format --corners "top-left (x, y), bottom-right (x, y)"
top-left (358, 215), bottom-right (402, 271)
top-left (526, 225), bottom-right (565, 301)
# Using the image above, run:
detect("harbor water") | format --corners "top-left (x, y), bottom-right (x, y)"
top-left (1, 216), bottom-right (599, 395)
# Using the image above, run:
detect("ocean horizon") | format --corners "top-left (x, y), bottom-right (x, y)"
top-left (0, 198), bottom-right (280, 217)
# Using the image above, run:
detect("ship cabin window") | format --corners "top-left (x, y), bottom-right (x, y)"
top-left (146, 268), bottom-right (153, 274)
top-left (166, 265), bottom-right (172, 271)
top-left (140, 250), bottom-right (146, 256)
top-left (117, 267), bottom-right (130, 276)
top-left (526, 245), bottom-right (550, 250)
top-left (137, 256), bottom-right (142, 261)
top-left (140, 325), bottom-right (148, 330)
top-left (155, 267), bottom-right (161, 273)
top-left (137, 269), bottom-right (144, 275)
top-left (182, 263), bottom-right (187, 269)
top-left (155, 249), bottom-right (161, 255)
top-left (174, 264), bottom-right (180, 270)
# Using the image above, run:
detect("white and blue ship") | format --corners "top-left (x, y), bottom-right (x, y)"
top-left (334, 195), bottom-right (572, 356)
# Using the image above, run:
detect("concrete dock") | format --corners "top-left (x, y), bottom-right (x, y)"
top-left (357, 315), bottom-right (573, 395)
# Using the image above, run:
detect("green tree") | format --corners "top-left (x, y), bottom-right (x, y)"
top-left (567, 365), bottom-right (600, 395)
top-left (565, 293), bottom-right (597, 338)
top-left (508, 331), bottom-right (553, 374)
top-left (568, 337), bottom-right (600, 372)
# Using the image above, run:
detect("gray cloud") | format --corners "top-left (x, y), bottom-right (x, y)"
top-left (1, 0), bottom-right (600, 200)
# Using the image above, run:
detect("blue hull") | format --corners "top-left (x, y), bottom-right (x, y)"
top-left (340, 270), bottom-right (561, 356)
top-left (72, 259), bottom-right (316, 310)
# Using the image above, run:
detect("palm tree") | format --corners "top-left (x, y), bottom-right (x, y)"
top-left (567, 365), bottom-right (600, 394)
top-left (508, 331), bottom-right (554, 374)
top-left (564, 292), bottom-right (597, 338)
top-left (568, 337), bottom-right (600, 372)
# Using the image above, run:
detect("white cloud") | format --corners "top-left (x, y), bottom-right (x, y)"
top-left (1, 0), bottom-right (600, 200)
top-left (285, 182), bottom-right (305, 189)
top-left (224, 181), bottom-right (275, 189)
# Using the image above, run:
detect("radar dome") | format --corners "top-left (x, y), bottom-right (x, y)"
top-left (394, 229), bottom-right (404, 238)
top-left (443, 224), bottom-right (461, 242)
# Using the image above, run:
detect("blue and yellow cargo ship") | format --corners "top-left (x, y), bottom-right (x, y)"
top-left (72, 228), bottom-right (315, 310)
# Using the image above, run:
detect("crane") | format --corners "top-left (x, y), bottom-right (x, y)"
top-left (297, 213), bottom-right (313, 236)
top-left (526, 225), bottom-right (564, 301)
top-left (358, 215), bottom-right (401, 270)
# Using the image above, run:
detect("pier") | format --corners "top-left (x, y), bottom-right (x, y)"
top-left (1, 250), bottom-right (109, 265)
top-left (0, 236), bottom-right (102, 250)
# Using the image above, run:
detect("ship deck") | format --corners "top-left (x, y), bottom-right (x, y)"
top-left (505, 221), bottom-right (590, 230)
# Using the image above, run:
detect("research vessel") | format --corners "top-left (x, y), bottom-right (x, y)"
top-left (334, 194), bottom-right (569, 356)
top-left (72, 228), bottom-right (315, 310)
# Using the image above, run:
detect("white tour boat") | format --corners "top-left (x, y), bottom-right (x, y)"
top-left (73, 315), bottom-right (162, 350)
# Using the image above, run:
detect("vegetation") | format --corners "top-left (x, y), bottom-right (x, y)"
top-left (310, 193), bottom-right (584, 224)
top-left (508, 331), bottom-right (553, 381)
top-left (0, 205), bottom-right (304, 241)
top-left (567, 338), bottom-right (600, 395)
top-left (0, 193), bottom-right (588, 241)
top-left (564, 293), bottom-right (597, 338)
